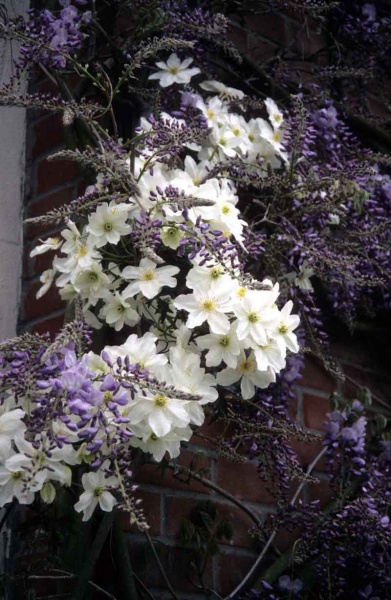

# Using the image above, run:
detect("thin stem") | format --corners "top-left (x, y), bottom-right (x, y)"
top-left (224, 447), bottom-right (327, 600)
top-left (343, 373), bottom-right (391, 414)
top-left (111, 513), bottom-right (139, 600)
top-left (73, 512), bottom-right (115, 600)
top-left (144, 530), bottom-right (180, 600)
top-left (133, 574), bottom-right (157, 600)
top-left (31, 570), bottom-right (117, 600)
top-left (165, 462), bottom-right (262, 529)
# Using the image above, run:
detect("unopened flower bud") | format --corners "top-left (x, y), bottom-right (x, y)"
top-left (40, 482), bottom-right (56, 504)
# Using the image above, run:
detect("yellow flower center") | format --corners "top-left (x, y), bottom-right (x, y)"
top-left (236, 287), bottom-right (246, 298)
top-left (104, 222), bottom-right (113, 231)
top-left (11, 471), bottom-right (22, 481)
top-left (94, 487), bottom-right (104, 497)
top-left (76, 244), bottom-right (88, 258)
top-left (274, 113), bottom-right (282, 123)
top-left (154, 394), bottom-right (168, 408)
top-left (210, 267), bottom-right (222, 279)
top-left (201, 298), bottom-right (216, 312)
top-left (219, 336), bottom-right (229, 347)
top-left (142, 269), bottom-right (155, 281)
top-left (248, 312), bottom-right (259, 323)
top-left (279, 324), bottom-right (289, 334)
top-left (240, 359), bottom-right (256, 374)
top-left (169, 66), bottom-right (179, 74)
top-left (221, 205), bottom-right (231, 215)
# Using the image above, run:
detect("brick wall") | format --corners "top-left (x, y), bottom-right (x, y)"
top-left (19, 9), bottom-right (391, 599)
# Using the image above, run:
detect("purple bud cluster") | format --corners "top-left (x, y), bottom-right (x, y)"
top-left (284, 100), bottom-right (391, 322)
top-left (132, 210), bottom-right (162, 256)
top-left (324, 400), bottom-right (367, 477)
top-left (19, 1), bottom-right (91, 70)
top-left (162, 0), bottom-right (230, 65)
top-left (140, 112), bottom-right (208, 164)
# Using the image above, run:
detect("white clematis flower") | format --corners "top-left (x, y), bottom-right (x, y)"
top-left (0, 408), bottom-right (26, 462)
top-left (30, 236), bottom-right (62, 257)
top-left (105, 332), bottom-right (168, 376)
top-left (36, 267), bottom-right (56, 299)
top-left (251, 339), bottom-right (286, 373)
top-left (272, 300), bottom-right (300, 355)
top-left (233, 287), bottom-right (280, 346)
top-left (129, 390), bottom-right (190, 437)
top-left (174, 285), bottom-right (234, 335)
top-left (129, 424), bottom-right (193, 462)
top-left (196, 322), bottom-right (241, 368)
top-left (186, 261), bottom-right (234, 294)
top-left (148, 54), bottom-right (200, 87)
top-left (86, 202), bottom-right (131, 248)
top-left (122, 258), bottom-right (179, 300)
top-left (217, 351), bottom-right (276, 399)
top-left (72, 262), bottom-right (112, 303)
top-left (168, 347), bottom-right (218, 407)
top-left (199, 80), bottom-right (245, 100)
top-left (74, 467), bottom-right (118, 521)
top-left (99, 292), bottom-right (140, 331)
top-left (265, 97), bottom-right (284, 130)
top-left (0, 450), bottom-right (42, 507)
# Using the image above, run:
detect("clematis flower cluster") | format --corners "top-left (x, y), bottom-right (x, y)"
top-left (0, 60), bottom-right (299, 523)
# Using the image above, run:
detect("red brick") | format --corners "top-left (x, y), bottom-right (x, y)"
top-left (23, 283), bottom-right (64, 321)
top-left (36, 158), bottom-right (79, 195)
top-left (119, 489), bottom-right (161, 535)
top-left (193, 419), bottom-right (236, 449)
top-left (228, 23), bottom-right (247, 54)
top-left (331, 339), bottom-right (379, 369)
top-left (300, 357), bottom-right (337, 393)
top-left (36, 77), bottom-right (61, 97)
top-left (218, 551), bottom-right (257, 596)
top-left (246, 35), bottom-right (278, 64)
top-left (33, 113), bottom-right (65, 156)
top-left (283, 60), bottom-right (318, 87)
top-left (303, 393), bottom-right (331, 431)
top-left (292, 23), bottom-right (326, 58)
top-left (343, 365), bottom-right (391, 405)
top-left (136, 450), bottom-right (212, 495)
top-left (290, 438), bottom-right (326, 471)
top-left (366, 95), bottom-right (389, 118)
top-left (217, 458), bottom-right (274, 504)
top-left (25, 187), bottom-right (74, 240)
top-left (274, 525), bottom-right (301, 553)
top-left (288, 393), bottom-right (299, 423)
top-left (244, 13), bottom-right (287, 44)
top-left (30, 312), bottom-right (65, 336)
top-left (128, 539), bottom-right (213, 593)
